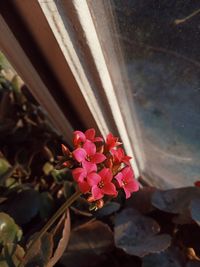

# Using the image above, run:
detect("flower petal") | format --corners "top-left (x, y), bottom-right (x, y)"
top-left (72, 167), bottom-right (86, 182)
top-left (92, 185), bottom-right (103, 200)
top-left (82, 161), bottom-right (97, 173)
top-left (78, 181), bottom-right (90, 193)
top-left (98, 168), bottom-right (113, 182)
top-left (123, 187), bottom-right (131, 199)
top-left (87, 173), bottom-right (101, 186)
top-left (83, 140), bottom-right (96, 156)
top-left (122, 166), bottom-right (134, 180)
top-left (73, 148), bottom-right (87, 162)
top-left (85, 128), bottom-right (95, 141)
top-left (91, 153), bottom-right (106, 164)
top-left (122, 156), bottom-right (132, 165)
top-left (115, 172), bottom-right (123, 187)
top-left (94, 136), bottom-right (103, 142)
top-left (126, 180), bottom-right (139, 193)
top-left (106, 133), bottom-right (122, 150)
top-left (102, 182), bottom-right (117, 196)
top-left (73, 131), bottom-right (86, 146)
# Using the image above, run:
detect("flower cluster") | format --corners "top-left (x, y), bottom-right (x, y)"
top-left (61, 128), bottom-right (139, 208)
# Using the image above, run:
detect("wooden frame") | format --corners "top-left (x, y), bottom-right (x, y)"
top-left (0, 0), bottom-right (140, 178)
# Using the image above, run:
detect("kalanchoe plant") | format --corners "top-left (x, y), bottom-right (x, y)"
top-left (61, 128), bottom-right (139, 210)
top-left (20, 129), bottom-right (139, 264)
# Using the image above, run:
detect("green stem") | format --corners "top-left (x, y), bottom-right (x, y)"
top-left (22, 190), bottom-right (81, 264)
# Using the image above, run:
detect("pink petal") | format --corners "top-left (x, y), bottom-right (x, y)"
top-left (115, 172), bottom-right (123, 187)
top-left (83, 140), bottom-right (96, 156)
top-left (102, 182), bottom-right (117, 196)
top-left (73, 131), bottom-right (86, 146)
top-left (98, 168), bottom-right (113, 182)
top-left (125, 169), bottom-right (135, 183)
top-left (82, 161), bottom-right (97, 173)
top-left (123, 187), bottom-right (131, 199)
top-left (78, 181), bottom-right (90, 193)
top-left (87, 173), bottom-right (101, 186)
top-left (106, 133), bottom-right (122, 150)
top-left (94, 136), bottom-right (103, 142)
top-left (73, 148), bottom-right (87, 162)
top-left (122, 156), bottom-right (132, 165)
top-left (72, 167), bottom-right (86, 182)
top-left (122, 166), bottom-right (133, 179)
top-left (92, 185), bottom-right (103, 200)
top-left (85, 128), bottom-right (95, 141)
top-left (126, 180), bottom-right (139, 193)
top-left (91, 153), bottom-right (106, 164)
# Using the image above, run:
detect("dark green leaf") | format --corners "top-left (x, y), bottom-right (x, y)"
top-left (39, 192), bottom-right (54, 220)
top-left (43, 162), bottom-right (54, 176)
top-left (0, 189), bottom-right (40, 225)
top-left (190, 199), bottom-right (200, 226)
top-left (95, 201), bottom-right (120, 217)
top-left (60, 220), bottom-right (114, 267)
top-left (151, 187), bottom-right (200, 214)
top-left (142, 248), bottom-right (184, 267)
top-left (0, 158), bottom-right (10, 184)
top-left (0, 158), bottom-right (10, 175)
top-left (186, 261), bottom-right (200, 267)
top-left (114, 208), bottom-right (171, 257)
top-left (0, 243), bottom-right (25, 267)
top-left (126, 186), bottom-right (156, 213)
top-left (0, 212), bottom-right (22, 245)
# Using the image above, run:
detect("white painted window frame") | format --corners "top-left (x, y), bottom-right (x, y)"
top-left (1, 0), bottom-right (141, 178)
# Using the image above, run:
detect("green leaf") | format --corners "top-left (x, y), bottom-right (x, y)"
top-left (0, 158), bottom-right (10, 176)
top-left (0, 243), bottom-right (25, 267)
top-left (114, 208), bottom-right (171, 257)
top-left (0, 158), bottom-right (10, 174)
top-left (43, 162), bottom-right (54, 176)
top-left (0, 212), bottom-right (22, 245)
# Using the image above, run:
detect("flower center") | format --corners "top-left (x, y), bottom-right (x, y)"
top-left (86, 155), bottom-right (91, 161)
top-left (98, 181), bottom-right (104, 189)
top-left (122, 179), bottom-right (127, 186)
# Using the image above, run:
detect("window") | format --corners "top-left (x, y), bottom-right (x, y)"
top-left (88, 0), bottom-right (200, 188)
top-left (1, 0), bottom-right (199, 188)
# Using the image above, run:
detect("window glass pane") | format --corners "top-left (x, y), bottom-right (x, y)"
top-left (89, 1), bottom-right (200, 188)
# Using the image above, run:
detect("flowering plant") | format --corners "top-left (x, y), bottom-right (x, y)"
top-left (61, 128), bottom-right (139, 210)
top-left (1, 60), bottom-right (200, 267)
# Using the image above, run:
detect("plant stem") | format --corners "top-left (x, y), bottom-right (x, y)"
top-left (22, 190), bottom-right (81, 264)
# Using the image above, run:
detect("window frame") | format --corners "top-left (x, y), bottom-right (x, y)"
top-left (0, 0), bottom-right (140, 178)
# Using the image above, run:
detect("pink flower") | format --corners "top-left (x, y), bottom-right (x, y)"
top-left (73, 140), bottom-right (106, 164)
top-left (84, 128), bottom-right (103, 143)
top-left (72, 161), bottom-right (97, 193)
top-left (115, 167), bottom-right (139, 199)
top-left (87, 168), bottom-right (117, 200)
top-left (73, 128), bottom-right (103, 147)
top-left (106, 133), bottom-right (122, 151)
top-left (73, 131), bottom-right (86, 147)
top-left (111, 147), bottom-right (132, 165)
top-left (194, 181), bottom-right (200, 187)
